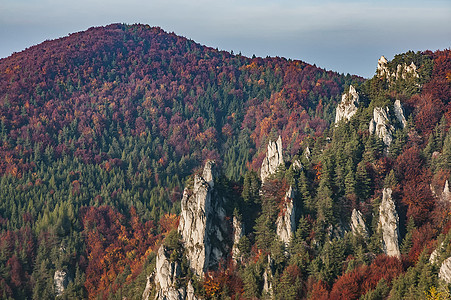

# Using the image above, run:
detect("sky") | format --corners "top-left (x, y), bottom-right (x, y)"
top-left (0, 0), bottom-right (450, 78)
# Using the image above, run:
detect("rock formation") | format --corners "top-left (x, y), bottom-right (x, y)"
top-left (350, 209), bottom-right (368, 238)
top-left (152, 246), bottom-right (185, 300)
top-left (393, 100), bottom-right (407, 129)
top-left (369, 107), bottom-right (394, 147)
top-left (378, 188), bottom-right (401, 258)
top-left (439, 257), bottom-right (451, 284)
top-left (377, 55), bottom-right (419, 83)
top-left (377, 56), bottom-right (389, 78)
top-left (442, 180), bottom-right (451, 203)
top-left (150, 246), bottom-right (199, 300)
top-left (335, 85), bottom-right (359, 124)
top-left (54, 270), bottom-right (70, 297)
top-left (178, 160), bottom-right (229, 276)
top-left (276, 186), bottom-right (297, 247)
top-left (261, 136), bottom-right (283, 183)
top-left (232, 216), bottom-right (244, 262)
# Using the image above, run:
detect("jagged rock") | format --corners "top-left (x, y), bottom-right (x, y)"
top-left (153, 246), bottom-right (186, 300)
top-left (261, 136), bottom-right (283, 183)
top-left (439, 257), bottom-right (451, 284)
top-left (54, 270), bottom-right (70, 297)
top-left (377, 55), bottom-right (419, 83)
top-left (276, 186), bottom-right (296, 247)
top-left (429, 242), bottom-right (445, 264)
top-left (335, 85), bottom-right (359, 124)
top-left (377, 56), bottom-right (389, 78)
top-left (369, 107), bottom-right (394, 147)
top-left (304, 147), bottom-right (311, 160)
top-left (442, 180), bottom-right (451, 203)
top-left (350, 209), bottom-right (368, 238)
top-left (262, 255), bottom-right (274, 297)
top-left (232, 217), bottom-right (244, 262)
top-left (178, 161), bottom-right (229, 277)
top-left (292, 160), bottom-right (303, 172)
top-left (379, 188), bottom-right (401, 258)
top-left (142, 274), bottom-right (153, 300)
top-left (394, 100), bottom-right (407, 129)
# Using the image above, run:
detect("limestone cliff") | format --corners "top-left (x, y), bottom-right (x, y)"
top-left (335, 85), bottom-right (359, 124)
top-left (377, 55), bottom-right (419, 83)
top-left (149, 246), bottom-right (198, 300)
top-left (393, 100), bottom-right (407, 129)
top-left (178, 161), bottom-right (229, 276)
top-left (54, 270), bottom-right (70, 297)
top-left (439, 257), bottom-right (451, 284)
top-left (261, 136), bottom-right (284, 183)
top-left (350, 209), bottom-right (368, 238)
top-left (378, 188), bottom-right (401, 258)
top-left (232, 216), bottom-right (244, 262)
top-left (276, 186), bottom-right (296, 247)
top-left (369, 107), bottom-right (394, 147)
top-left (442, 180), bottom-right (451, 203)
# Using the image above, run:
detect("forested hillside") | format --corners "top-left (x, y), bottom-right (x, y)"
top-left (0, 23), bottom-right (450, 299)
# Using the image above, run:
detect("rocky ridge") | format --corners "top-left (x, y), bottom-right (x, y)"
top-left (377, 55), bottom-right (419, 83)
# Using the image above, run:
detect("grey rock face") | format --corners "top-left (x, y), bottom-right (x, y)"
top-left (377, 55), bottom-right (419, 83)
top-left (261, 136), bottom-right (284, 183)
top-left (443, 180), bottom-right (451, 203)
top-left (232, 217), bottom-right (244, 262)
top-left (335, 85), bottom-right (359, 124)
top-left (379, 188), bottom-right (401, 258)
top-left (54, 270), bottom-right (70, 297)
top-left (153, 246), bottom-right (185, 300)
top-left (178, 161), bottom-right (229, 277)
top-left (439, 257), bottom-right (451, 284)
top-left (369, 107), bottom-right (394, 147)
top-left (276, 186), bottom-right (296, 247)
top-left (393, 100), bottom-right (407, 129)
top-left (350, 209), bottom-right (368, 238)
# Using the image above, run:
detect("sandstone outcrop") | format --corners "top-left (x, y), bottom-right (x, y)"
top-left (276, 186), bottom-right (296, 247)
top-left (369, 107), bottom-right (394, 147)
top-left (350, 209), bottom-right (368, 238)
top-left (261, 136), bottom-right (283, 183)
top-left (379, 188), bottom-right (401, 258)
top-left (335, 85), bottom-right (359, 124)
top-left (178, 161), bottom-right (229, 276)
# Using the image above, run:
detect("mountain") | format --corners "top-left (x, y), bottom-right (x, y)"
top-left (0, 23), bottom-right (450, 299)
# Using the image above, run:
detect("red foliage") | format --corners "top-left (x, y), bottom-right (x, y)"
top-left (81, 206), bottom-right (157, 299)
top-left (309, 279), bottom-right (329, 300)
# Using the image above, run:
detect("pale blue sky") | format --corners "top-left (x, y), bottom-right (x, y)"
top-left (0, 0), bottom-right (450, 77)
